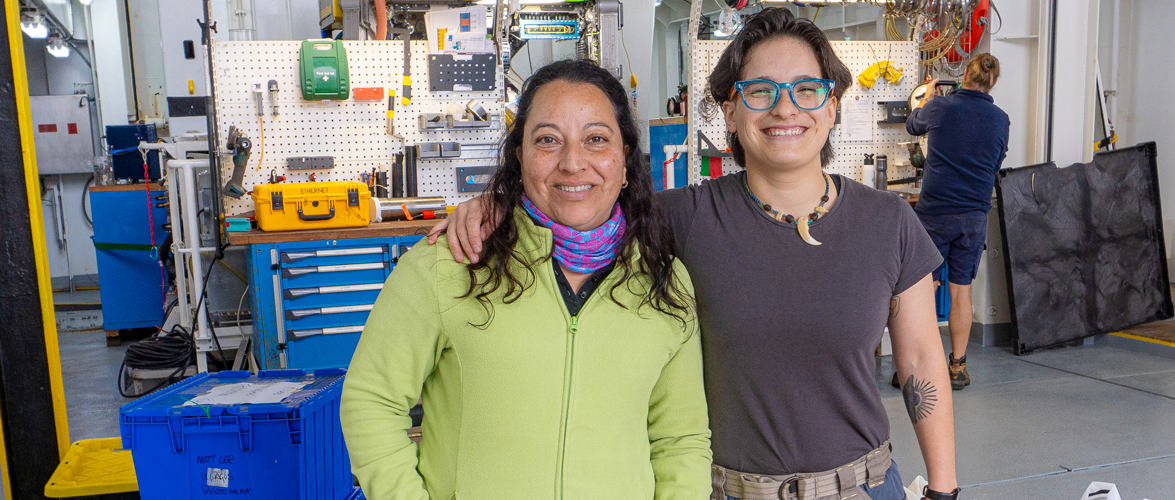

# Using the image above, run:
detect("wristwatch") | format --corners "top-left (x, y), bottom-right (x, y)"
top-left (923, 486), bottom-right (961, 500)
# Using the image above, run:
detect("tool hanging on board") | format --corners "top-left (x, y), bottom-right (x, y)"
top-left (387, 86), bottom-right (397, 135)
top-left (388, 28), bottom-right (412, 106)
top-left (268, 80), bottom-right (279, 116)
top-left (392, 152), bottom-right (404, 198)
top-left (222, 126), bottom-right (253, 198)
top-left (252, 83), bottom-right (264, 116)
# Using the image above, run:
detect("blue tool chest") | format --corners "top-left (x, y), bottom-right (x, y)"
top-left (248, 235), bottom-right (424, 370)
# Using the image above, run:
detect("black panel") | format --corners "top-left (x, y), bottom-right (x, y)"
top-left (0, 16), bottom-right (66, 500)
top-left (167, 96), bottom-right (208, 117)
top-left (428, 54), bottom-right (497, 92)
top-left (996, 142), bottom-right (1174, 354)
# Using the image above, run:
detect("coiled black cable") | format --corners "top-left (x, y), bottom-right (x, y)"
top-left (118, 326), bottom-right (196, 398)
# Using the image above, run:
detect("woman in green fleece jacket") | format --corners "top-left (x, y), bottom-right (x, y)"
top-left (340, 60), bottom-right (713, 500)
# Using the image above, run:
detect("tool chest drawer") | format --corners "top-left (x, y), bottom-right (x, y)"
top-left (248, 235), bottom-right (423, 370)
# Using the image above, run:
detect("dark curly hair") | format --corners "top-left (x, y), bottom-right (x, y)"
top-left (463, 59), bottom-right (692, 326)
top-left (708, 7), bottom-right (852, 168)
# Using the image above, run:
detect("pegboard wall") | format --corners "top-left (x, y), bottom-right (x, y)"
top-left (212, 41), bottom-right (505, 216)
top-left (688, 40), bottom-right (919, 185)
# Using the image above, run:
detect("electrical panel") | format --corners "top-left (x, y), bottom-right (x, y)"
top-left (30, 95), bottom-right (94, 175)
top-left (516, 13), bottom-right (580, 40)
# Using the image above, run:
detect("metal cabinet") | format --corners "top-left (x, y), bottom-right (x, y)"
top-left (90, 186), bottom-right (170, 335)
top-left (248, 235), bottom-right (424, 370)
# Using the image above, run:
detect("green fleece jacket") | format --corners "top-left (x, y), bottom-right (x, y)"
top-left (341, 209), bottom-right (712, 500)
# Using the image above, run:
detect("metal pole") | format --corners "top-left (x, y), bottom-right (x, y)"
top-left (202, 0), bottom-right (226, 249)
top-left (174, 159), bottom-right (211, 372)
top-left (82, 3), bottom-right (104, 156)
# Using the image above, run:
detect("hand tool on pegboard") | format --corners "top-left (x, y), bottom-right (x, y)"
top-left (388, 28), bottom-right (412, 106)
top-left (221, 126), bottom-right (253, 198)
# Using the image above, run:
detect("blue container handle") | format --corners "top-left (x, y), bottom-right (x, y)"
top-left (258, 369), bottom-right (308, 378)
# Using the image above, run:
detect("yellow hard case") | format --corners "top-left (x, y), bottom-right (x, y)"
top-left (252, 181), bottom-right (371, 232)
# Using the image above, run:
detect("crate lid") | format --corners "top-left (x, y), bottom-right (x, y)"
top-left (120, 369), bottom-right (345, 418)
top-left (44, 438), bottom-right (138, 498)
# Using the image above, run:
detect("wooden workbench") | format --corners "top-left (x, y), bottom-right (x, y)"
top-left (89, 182), bottom-right (165, 193)
top-left (225, 219), bottom-right (442, 246)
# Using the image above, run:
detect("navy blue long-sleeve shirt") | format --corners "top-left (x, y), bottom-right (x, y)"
top-left (906, 88), bottom-right (1010, 215)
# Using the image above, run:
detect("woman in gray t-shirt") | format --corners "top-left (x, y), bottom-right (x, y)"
top-left (431, 8), bottom-right (959, 500)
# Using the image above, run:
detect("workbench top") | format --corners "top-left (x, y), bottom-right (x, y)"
top-left (226, 219), bottom-right (442, 246)
top-left (90, 182), bottom-right (165, 192)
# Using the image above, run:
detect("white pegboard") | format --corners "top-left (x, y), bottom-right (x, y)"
top-left (688, 40), bottom-right (919, 185)
top-left (212, 41), bottom-right (505, 216)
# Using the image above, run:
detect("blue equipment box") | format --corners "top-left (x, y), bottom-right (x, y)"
top-left (119, 369), bottom-right (352, 500)
top-left (90, 185), bottom-right (170, 331)
top-left (107, 124), bottom-right (160, 181)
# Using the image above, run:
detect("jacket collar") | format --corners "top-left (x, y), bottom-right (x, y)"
top-left (954, 88), bottom-right (994, 103)
top-left (513, 206), bottom-right (553, 263)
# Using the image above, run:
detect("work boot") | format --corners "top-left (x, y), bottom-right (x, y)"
top-left (949, 353), bottom-right (970, 390)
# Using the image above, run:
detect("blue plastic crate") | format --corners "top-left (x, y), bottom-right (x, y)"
top-left (119, 369), bottom-right (352, 500)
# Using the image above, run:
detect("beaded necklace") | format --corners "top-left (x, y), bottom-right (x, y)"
top-left (744, 172), bottom-right (832, 246)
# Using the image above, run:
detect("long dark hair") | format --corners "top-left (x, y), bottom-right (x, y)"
top-left (708, 7), bottom-right (852, 168)
top-left (463, 59), bottom-right (691, 326)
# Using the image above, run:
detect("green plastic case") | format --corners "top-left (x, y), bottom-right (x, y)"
top-left (299, 39), bottom-right (350, 100)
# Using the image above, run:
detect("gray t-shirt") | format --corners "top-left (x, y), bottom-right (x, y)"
top-left (659, 172), bottom-right (942, 474)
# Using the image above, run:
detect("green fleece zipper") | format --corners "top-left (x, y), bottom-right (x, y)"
top-left (555, 313), bottom-right (577, 500)
top-left (554, 281), bottom-right (600, 499)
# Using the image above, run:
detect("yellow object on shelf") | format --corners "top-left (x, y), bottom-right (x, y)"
top-left (44, 438), bottom-right (138, 498)
top-left (252, 181), bottom-right (371, 232)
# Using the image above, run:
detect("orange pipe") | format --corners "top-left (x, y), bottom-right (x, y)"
top-left (375, 0), bottom-right (387, 40)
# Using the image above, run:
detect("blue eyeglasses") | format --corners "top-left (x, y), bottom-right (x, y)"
top-left (730, 78), bottom-right (836, 111)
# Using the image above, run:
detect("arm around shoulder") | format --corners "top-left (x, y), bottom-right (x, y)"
top-left (341, 244), bottom-right (448, 500)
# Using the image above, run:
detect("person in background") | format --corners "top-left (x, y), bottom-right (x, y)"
top-left (905, 54), bottom-right (1010, 391)
top-left (341, 60), bottom-right (712, 500)
top-left (431, 9), bottom-right (960, 500)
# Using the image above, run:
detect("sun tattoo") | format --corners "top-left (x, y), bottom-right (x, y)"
top-left (902, 375), bottom-right (937, 425)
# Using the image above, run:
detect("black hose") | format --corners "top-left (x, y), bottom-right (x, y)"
top-left (118, 326), bottom-right (196, 398)
top-left (82, 174), bottom-right (93, 227)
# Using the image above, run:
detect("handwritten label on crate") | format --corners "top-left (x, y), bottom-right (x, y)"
top-left (207, 467), bottom-right (231, 488)
top-left (196, 455), bottom-right (253, 496)
top-left (183, 381), bottom-right (309, 406)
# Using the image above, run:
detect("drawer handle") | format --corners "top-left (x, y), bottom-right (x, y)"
top-left (282, 247), bottom-right (384, 262)
top-left (285, 304), bottom-right (374, 321)
top-left (298, 205), bottom-right (336, 221)
top-left (284, 282), bottom-right (384, 299)
top-left (288, 325), bottom-right (365, 340)
top-left (282, 262), bottom-right (385, 278)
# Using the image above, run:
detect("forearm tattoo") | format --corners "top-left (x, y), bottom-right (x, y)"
top-left (902, 375), bottom-right (938, 425)
top-left (889, 296), bottom-right (900, 318)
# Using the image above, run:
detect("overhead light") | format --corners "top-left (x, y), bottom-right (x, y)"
top-left (655, 0), bottom-right (662, 5)
top-left (47, 37), bottom-right (70, 58)
top-left (80, 0), bottom-right (93, 5)
top-left (21, 11), bottom-right (49, 39)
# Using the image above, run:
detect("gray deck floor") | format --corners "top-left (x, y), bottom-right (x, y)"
top-left (54, 291), bottom-right (1175, 499)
